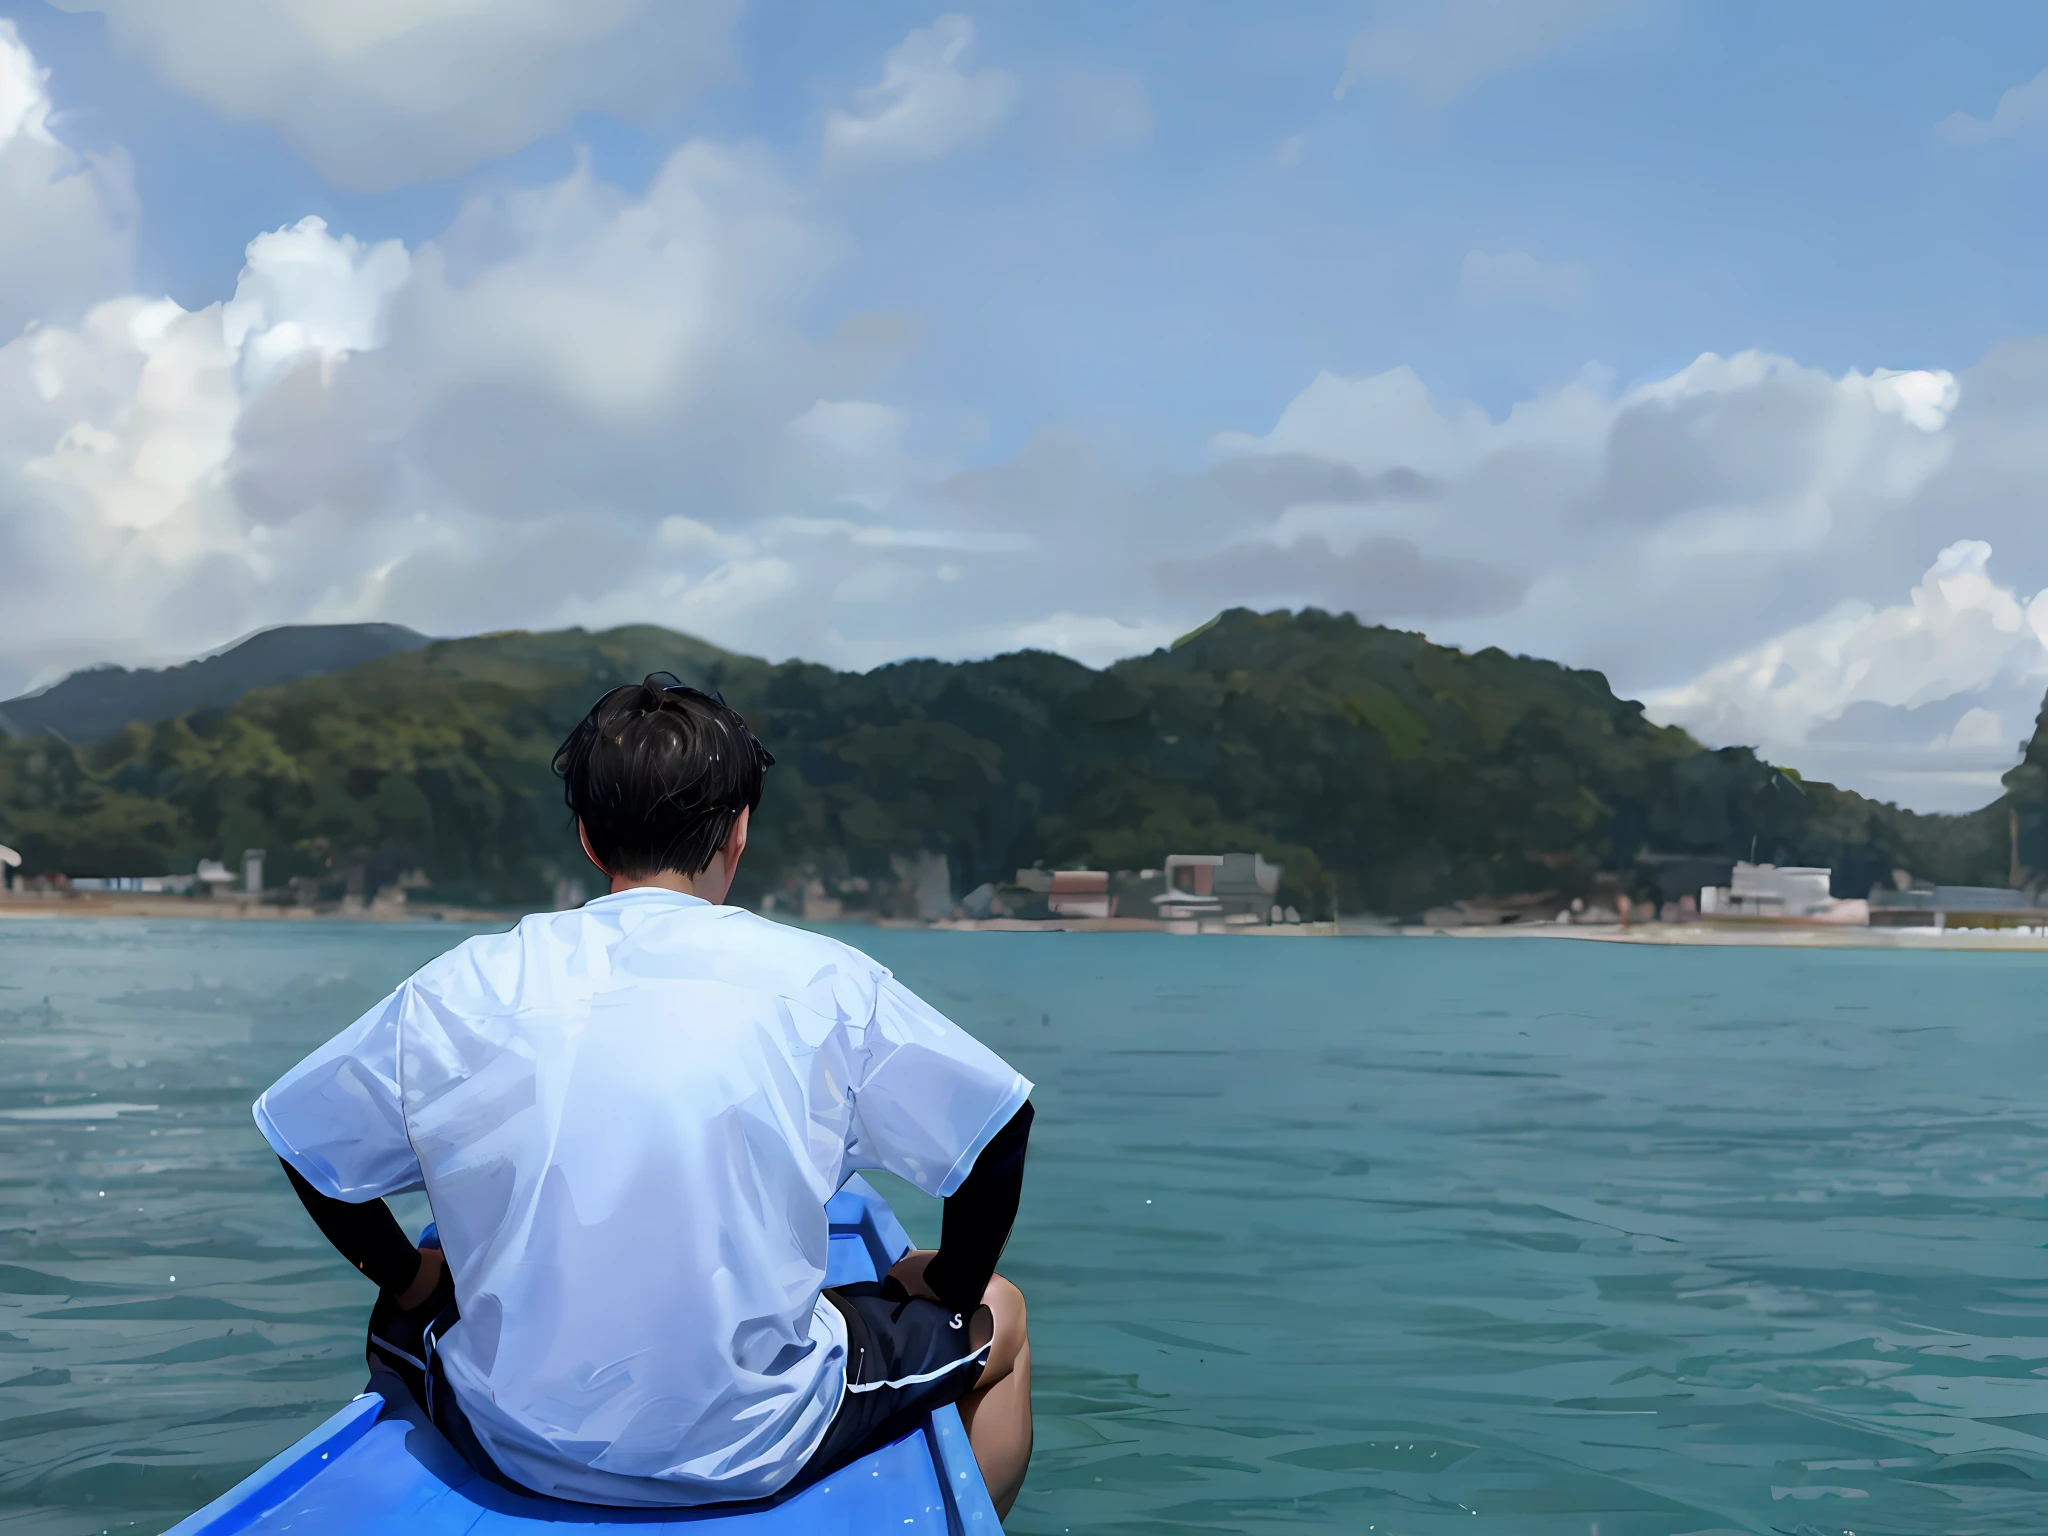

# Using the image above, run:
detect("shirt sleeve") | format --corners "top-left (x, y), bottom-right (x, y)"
top-left (253, 985), bottom-right (423, 1201)
top-left (844, 974), bottom-right (1032, 1198)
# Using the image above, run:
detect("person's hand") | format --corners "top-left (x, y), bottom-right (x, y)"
top-left (394, 1244), bottom-right (444, 1311)
top-left (885, 1248), bottom-right (941, 1303)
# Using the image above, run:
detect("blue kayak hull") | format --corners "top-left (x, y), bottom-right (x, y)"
top-left (166, 1179), bottom-right (999, 1534)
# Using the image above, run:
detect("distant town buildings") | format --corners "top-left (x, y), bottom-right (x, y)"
top-left (937, 852), bottom-right (1296, 927)
top-left (72, 874), bottom-right (197, 894)
top-left (66, 858), bottom-right (245, 897)
top-left (1868, 884), bottom-right (2048, 930)
top-left (3, 851), bottom-right (269, 903)
top-left (1680, 860), bottom-right (2048, 929)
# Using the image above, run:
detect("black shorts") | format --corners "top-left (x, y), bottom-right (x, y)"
top-left (783, 1279), bottom-right (993, 1494)
top-left (367, 1274), bottom-right (990, 1505)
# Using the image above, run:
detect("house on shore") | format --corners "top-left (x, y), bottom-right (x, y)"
top-left (1155, 853), bottom-right (1283, 923)
top-left (1047, 870), bottom-right (1111, 919)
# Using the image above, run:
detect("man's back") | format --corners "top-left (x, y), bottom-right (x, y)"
top-left (258, 888), bottom-right (1028, 1505)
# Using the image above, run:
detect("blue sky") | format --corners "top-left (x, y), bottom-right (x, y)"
top-left (7, 1), bottom-right (2048, 810)
top-left (18, 1), bottom-right (2048, 439)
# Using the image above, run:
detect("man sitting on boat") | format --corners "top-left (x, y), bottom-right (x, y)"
top-left (251, 675), bottom-right (1035, 1513)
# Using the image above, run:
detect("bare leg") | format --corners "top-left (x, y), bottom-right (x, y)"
top-left (888, 1250), bottom-right (1033, 1517)
top-left (959, 1273), bottom-right (1031, 1515)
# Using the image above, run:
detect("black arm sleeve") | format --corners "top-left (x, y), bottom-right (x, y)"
top-left (920, 1100), bottom-right (1032, 1315)
top-left (280, 1158), bottom-right (423, 1295)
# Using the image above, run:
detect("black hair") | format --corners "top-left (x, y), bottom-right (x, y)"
top-left (552, 673), bottom-right (775, 878)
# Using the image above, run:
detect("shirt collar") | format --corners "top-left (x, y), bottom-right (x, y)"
top-left (582, 886), bottom-right (711, 910)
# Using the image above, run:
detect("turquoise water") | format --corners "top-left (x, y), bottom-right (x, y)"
top-left (3, 923), bottom-right (2048, 1535)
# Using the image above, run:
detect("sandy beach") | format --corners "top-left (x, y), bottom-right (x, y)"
top-left (0, 893), bottom-right (512, 924)
top-left (8, 892), bottom-right (2046, 949)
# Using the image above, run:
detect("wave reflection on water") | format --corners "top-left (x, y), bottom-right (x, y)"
top-left (4, 920), bottom-right (2048, 1534)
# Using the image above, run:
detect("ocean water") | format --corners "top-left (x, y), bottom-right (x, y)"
top-left (3, 922), bottom-right (2048, 1536)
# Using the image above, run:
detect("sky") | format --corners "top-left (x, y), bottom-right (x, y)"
top-left (6, 3), bottom-right (2048, 811)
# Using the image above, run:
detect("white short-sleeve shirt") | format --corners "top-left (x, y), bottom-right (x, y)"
top-left (254, 889), bottom-right (1031, 1506)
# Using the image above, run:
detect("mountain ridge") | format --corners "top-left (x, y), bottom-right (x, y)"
top-left (0, 624), bottom-right (430, 743)
top-left (0, 609), bottom-right (2012, 914)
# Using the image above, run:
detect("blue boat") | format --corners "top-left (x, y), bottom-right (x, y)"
top-left (167, 1179), bottom-right (999, 1534)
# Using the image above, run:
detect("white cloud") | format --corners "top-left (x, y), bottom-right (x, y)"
top-left (1865, 365), bottom-right (1960, 432)
top-left (1175, 350), bottom-right (2047, 809)
top-left (222, 217), bottom-right (411, 390)
top-left (50, 0), bottom-right (740, 191)
top-left (1645, 543), bottom-right (2048, 811)
top-left (0, 211), bottom-right (434, 684)
top-left (1336, 0), bottom-right (1627, 105)
top-left (823, 15), bottom-right (1019, 172)
top-left (1459, 249), bottom-right (1587, 307)
top-left (0, 20), bottom-right (136, 338)
top-left (1221, 361), bottom-right (1612, 479)
top-left (1937, 65), bottom-right (2048, 146)
top-left (0, 92), bottom-right (1122, 699)
top-left (0, 134), bottom-right (847, 688)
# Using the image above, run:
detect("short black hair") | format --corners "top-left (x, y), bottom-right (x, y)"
top-left (553, 674), bottom-right (775, 878)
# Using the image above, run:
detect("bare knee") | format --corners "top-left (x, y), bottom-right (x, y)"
top-left (977, 1274), bottom-right (1028, 1382)
top-left (985, 1272), bottom-right (1024, 1318)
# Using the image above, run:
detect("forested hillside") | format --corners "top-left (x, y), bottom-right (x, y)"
top-left (0, 624), bottom-right (426, 741)
top-left (0, 609), bottom-right (2010, 915)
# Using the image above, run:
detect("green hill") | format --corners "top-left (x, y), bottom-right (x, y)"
top-left (0, 623), bottom-right (427, 742)
top-left (0, 609), bottom-right (2010, 916)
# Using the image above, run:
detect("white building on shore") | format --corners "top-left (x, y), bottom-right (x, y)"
top-left (1700, 862), bottom-right (1840, 920)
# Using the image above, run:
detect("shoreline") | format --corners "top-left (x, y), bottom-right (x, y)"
top-left (0, 893), bottom-right (517, 924)
top-left (7, 894), bottom-right (2048, 949)
top-left (932, 917), bottom-right (2048, 949)
top-left (1448, 920), bottom-right (2048, 950)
